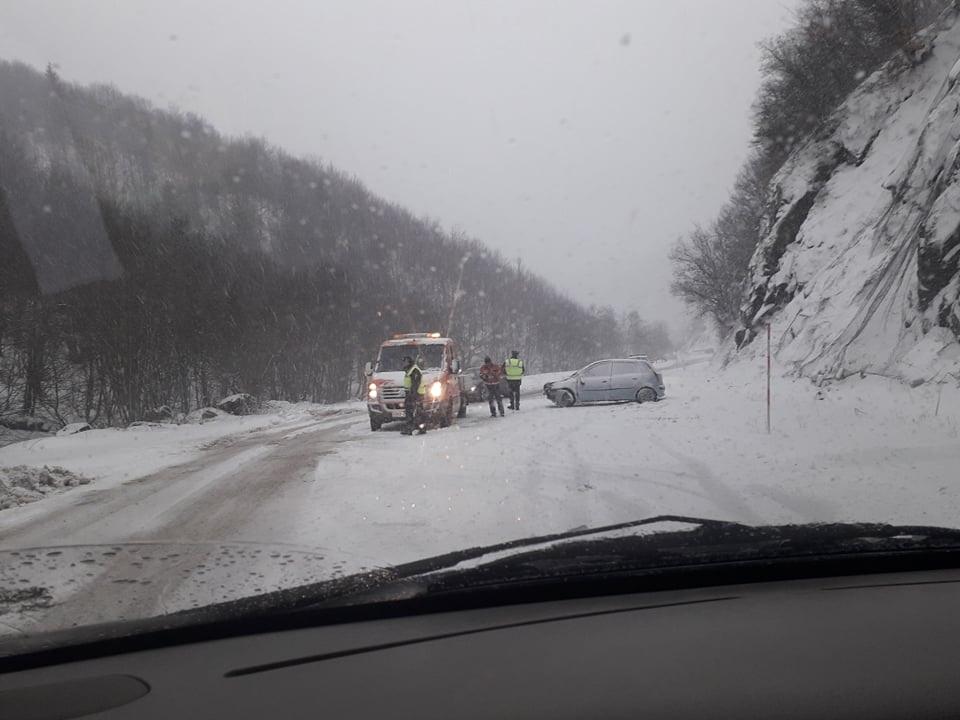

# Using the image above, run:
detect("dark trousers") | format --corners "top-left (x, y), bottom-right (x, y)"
top-left (404, 393), bottom-right (424, 433)
top-left (485, 384), bottom-right (504, 416)
top-left (507, 380), bottom-right (521, 409)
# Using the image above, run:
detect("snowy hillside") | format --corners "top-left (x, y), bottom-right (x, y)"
top-left (737, 7), bottom-right (960, 384)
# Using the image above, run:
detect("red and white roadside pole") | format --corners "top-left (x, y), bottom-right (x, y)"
top-left (766, 323), bottom-right (772, 435)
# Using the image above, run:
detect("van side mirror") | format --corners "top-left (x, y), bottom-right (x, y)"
top-left (452, 358), bottom-right (461, 374)
top-left (364, 361), bottom-right (373, 376)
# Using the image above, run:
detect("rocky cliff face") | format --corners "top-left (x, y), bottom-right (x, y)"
top-left (738, 8), bottom-right (960, 384)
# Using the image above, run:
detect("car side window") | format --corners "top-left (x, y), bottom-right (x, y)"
top-left (582, 362), bottom-right (610, 378)
top-left (612, 361), bottom-right (641, 376)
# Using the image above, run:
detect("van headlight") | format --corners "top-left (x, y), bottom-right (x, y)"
top-left (368, 383), bottom-right (378, 400)
top-left (430, 381), bottom-right (443, 399)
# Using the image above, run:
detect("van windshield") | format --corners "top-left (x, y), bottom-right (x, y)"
top-left (377, 345), bottom-right (446, 372)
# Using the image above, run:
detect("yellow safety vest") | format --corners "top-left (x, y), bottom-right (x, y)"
top-left (505, 357), bottom-right (524, 379)
top-left (403, 365), bottom-right (426, 395)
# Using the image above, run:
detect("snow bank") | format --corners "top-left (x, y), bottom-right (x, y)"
top-left (56, 422), bottom-right (90, 437)
top-left (737, 8), bottom-right (960, 384)
top-left (0, 466), bottom-right (91, 509)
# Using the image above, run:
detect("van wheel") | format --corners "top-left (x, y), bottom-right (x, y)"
top-left (370, 416), bottom-right (383, 431)
top-left (636, 387), bottom-right (658, 403)
top-left (556, 391), bottom-right (575, 407)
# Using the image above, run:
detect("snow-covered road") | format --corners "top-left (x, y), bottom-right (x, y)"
top-left (302, 361), bottom-right (960, 567)
top-left (1, 361), bottom-right (959, 632)
top-left (4, 362), bottom-right (960, 555)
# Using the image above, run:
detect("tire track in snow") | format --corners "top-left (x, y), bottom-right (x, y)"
top-left (652, 435), bottom-right (764, 524)
top-left (0, 417), bottom-right (357, 548)
top-left (746, 484), bottom-right (838, 523)
top-left (0, 418), bottom-right (360, 635)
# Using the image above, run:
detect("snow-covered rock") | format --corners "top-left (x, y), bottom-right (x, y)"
top-left (57, 422), bottom-right (91, 437)
top-left (737, 7), bottom-right (960, 384)
top-left (187, 407), bottom-right (222, 423)
top-left (142, 405), bottom-right (174, 423)
top-left (217, 393), bottom-right (257, 416)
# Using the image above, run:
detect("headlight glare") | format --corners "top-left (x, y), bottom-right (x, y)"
top-left (430, 381), bottom-right (443, 399)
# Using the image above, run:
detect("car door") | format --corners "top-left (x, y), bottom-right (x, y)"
top-left (610, 360), bottom-right (645, 401)
top-left (577, 361), bottom-right (612, 402)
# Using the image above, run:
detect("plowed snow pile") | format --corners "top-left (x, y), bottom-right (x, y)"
top-left (0, 466), bottom-right (91, 509)
top-left (738, 8), bottom-right (960, 384)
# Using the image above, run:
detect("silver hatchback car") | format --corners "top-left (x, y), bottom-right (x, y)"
top-left (544, 358), bottom-right (665, 407)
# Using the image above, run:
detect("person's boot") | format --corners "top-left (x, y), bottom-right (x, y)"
top-left (416, 426), bottom-right (427, 435)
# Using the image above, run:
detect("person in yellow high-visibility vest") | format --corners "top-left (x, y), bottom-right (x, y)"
top-left (401, 355), bottom-right (427, 435)
top-left (503, 350), bottom-right (525, 411)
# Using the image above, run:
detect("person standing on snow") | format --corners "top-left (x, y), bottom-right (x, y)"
top-left (479, 356), bottom-right (505, 418)
top-left (503, 349), bottom-right (525, 411)
top-left (401, 355), bottom-right (427, 436)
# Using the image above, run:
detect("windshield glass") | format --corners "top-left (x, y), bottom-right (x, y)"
top-left (2, 0), bottom-right (959, 655)
top-left (377, 345), bottom-right (446, 372)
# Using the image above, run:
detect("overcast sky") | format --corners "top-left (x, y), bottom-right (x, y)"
top-left (1, 0), bottom-right (796, 332)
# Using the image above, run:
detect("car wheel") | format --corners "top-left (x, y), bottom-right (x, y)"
top-left (439, 400), bottom-right (453, 427)
top-left (635, 387), bottom-right (658, 403)
top-left (370, 416), bottom-right (382, 432)
top-left (457, 398), bottom-right (467, 418)
top-left (556, 390), bottom-right (575, 407)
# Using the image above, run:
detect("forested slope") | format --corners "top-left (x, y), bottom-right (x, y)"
top-left (0, 61), bottom-right (663, 426)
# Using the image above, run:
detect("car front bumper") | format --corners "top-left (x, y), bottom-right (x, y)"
top-left (368, 398), bottom-right (446, 421)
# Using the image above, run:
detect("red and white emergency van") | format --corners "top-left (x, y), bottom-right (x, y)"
top-left (365, 333), bottom-right (467, 431)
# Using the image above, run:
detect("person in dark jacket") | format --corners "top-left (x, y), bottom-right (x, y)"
top-left (479, 356), bottom-right (505, 417)
top-left (503, 350), bottom-right (525, 410)
top-left (401, 355), bottom-right (427, 436)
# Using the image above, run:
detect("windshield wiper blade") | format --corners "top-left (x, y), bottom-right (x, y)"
top-left (406, 520), bottom-right (960, 598)
top-left (381, 515), bottom-right (734, 578)
top-left (150, 516), bottom-right (733, 621)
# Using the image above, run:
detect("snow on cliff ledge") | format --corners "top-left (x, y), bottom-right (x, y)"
top-left (737, 8), bottom-right (960, 385)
